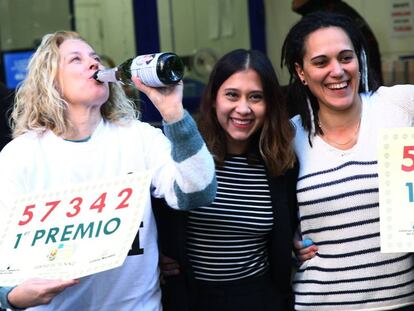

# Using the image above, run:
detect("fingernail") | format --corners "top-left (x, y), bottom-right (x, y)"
top-left (303, 238), bottom-right (313, 247)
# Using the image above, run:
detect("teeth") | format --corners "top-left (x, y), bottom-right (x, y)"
top-left (327, 82), bottom-right (347, 89)
top-left (232, 119), bottom-right (251, 125)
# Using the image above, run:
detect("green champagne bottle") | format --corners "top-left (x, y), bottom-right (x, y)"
top-left (93, 52), bottom-right (184, 87)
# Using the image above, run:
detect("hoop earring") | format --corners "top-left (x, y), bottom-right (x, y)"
top-left (302, 80), bottom-right (307, 85)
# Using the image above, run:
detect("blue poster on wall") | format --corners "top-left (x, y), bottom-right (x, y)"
top-left (2, 50), bottom-right (34, 89)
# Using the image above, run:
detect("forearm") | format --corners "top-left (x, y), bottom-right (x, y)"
top-left (163, 110), bottom-right (216, 210)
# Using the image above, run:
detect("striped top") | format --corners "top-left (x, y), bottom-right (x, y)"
top-left (187, 155), bottom-right (273, 281)
top-left (292, 86), bottom-right (414, 311)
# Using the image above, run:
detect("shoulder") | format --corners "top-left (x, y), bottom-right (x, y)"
top-left (290, 114), bottom-right (302, 128)
top-left (107, 119), bottom-right (161, 132)
top-left (366, 85), bottom-right (414, 114)
top-left (290, 114), bottom-right (306, 138)
top-left (371, 85), bottom-right (414, 101)
top-left (105, 119), bottom-right (164, 140)
top-left (0, 131), bottom-right (42, 177)
top-left (1, 131), bottom-right (41, 156)
top-left (290, 115), bottom-right (310, 150)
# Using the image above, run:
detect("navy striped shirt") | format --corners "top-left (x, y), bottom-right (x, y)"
top-left (187, 155), bottom-right (273, 281)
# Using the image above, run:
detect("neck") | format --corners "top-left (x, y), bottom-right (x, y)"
top-left (226, 139), bottom-right (249, 155)
top-left (317, 97), bottom-right (362, 149)
top-left (318, 97), bottom-right (362, 131)
top-left (63, 106), bottom-right (102, 141)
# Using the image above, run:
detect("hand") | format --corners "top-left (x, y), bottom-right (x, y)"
top-left (293, 234), bottom-right (318, 263)
top-left (160, 254), bottom-right (180, 278)
top-left (132, 76), bottom-right (184, 123)
top-left (294, 238), bottom-right (318, 263)
top-left (7, 278), bottom-right (79, 308)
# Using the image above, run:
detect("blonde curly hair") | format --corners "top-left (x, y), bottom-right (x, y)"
top-left (11, 30), bottom-right (138, 138)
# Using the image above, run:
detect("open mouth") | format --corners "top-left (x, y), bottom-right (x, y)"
top-left (231, 118), bottom-right (253, 126)
top-left (326, 81), bottom-right (349, 90)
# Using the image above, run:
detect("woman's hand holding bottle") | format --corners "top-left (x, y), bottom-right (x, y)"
top-left (132, 76), bottom-right (184, 124)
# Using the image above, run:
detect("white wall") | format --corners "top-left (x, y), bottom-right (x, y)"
top-left (157, 0), bottom-right (250, 82)
top-left (74, 0), bottom-right (136, 65)
top-left (0, 0), bottom-right (71, 50)
top-left (264, 0), bottom-right (299, 85)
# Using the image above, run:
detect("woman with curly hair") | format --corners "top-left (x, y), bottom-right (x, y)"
top-left (0, 30), bottom-right (216, 311)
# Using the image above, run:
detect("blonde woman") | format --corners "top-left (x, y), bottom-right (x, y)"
top-left (0, 31), bottom-right (216, 311)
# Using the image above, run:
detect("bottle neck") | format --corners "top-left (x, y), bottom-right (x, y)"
top-left (93, 68), bottom-right (118, 83)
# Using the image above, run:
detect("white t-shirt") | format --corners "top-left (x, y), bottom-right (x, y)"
top-left (0, 113), bottom-right (215, 311)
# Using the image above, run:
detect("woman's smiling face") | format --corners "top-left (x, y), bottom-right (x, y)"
top-left (215, 69), bottom-right (266, 155)
top-left (295, 26), bottom-right (360, 112)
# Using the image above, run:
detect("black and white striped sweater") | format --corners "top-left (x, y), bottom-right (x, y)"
top-left (292, 85), bottom-right (414, 311)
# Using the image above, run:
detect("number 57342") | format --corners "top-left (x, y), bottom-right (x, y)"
top-left (18, 188), bottom-right (133, 226)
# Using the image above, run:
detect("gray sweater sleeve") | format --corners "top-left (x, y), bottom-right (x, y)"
top-left (162, 110), bottom-right (217, 210)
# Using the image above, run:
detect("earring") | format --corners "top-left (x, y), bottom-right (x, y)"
top-left (302, 79), bottom-right (307, 85)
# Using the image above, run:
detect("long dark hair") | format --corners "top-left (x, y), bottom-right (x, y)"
top-left (197, 49), bottom-right (295, 176)
top-left (281, 11), bottom-right (380, 143)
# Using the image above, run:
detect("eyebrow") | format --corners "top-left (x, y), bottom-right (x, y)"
top-left (65, 51), bottom-right (98, 57)
top-left (309, 49), bottom-right (354, 61)
top-left (223, 88), bottom-right (263, 93)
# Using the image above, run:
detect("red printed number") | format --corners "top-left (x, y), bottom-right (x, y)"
top-left (116, 188), bottom-right (133, 209)
top-left (66, 197), bottom-right (82, 218)
top-left (402, 146), bottom-right (414, 172)
top-left (41, 200), bottom-right (61, 222)
top-left (18, 204), bottom-right (36, 226)
top-left (18, 187), bottom-right (133, 226)
top-left (90, 192), bottom-right (107, 213)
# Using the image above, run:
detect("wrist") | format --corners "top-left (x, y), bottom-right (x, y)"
top-left (161, 106), bottom-right (184, 124)
top-left (1, 286), bottom-right (23, 310)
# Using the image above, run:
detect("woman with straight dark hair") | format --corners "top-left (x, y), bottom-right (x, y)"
top-left (156, 49), bottom-right (298, 311)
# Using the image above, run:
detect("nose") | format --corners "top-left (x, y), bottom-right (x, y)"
top-left (330, 60), bottom-right (344, 77)
top-left (235, 99), bottom-right (251, 115)
top-left (89, 59), bottom-right (99, 71)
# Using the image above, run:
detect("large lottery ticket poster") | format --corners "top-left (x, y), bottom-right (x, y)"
top-left (378, 128), bottom-right (414, 253)
top-left (0, 172), bottom-right (150, 286)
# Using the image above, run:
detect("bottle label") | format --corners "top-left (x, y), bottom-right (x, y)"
top-left (130, 53), bottom-right (164, 87)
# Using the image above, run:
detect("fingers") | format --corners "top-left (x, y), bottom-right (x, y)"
top-left (52, 279), bottom-right (80, 293)
top-left (294, 238), bottom-right (316, 250)
top-left (297, 246), bottom-right (318, 262)
top-left (160, 255), bottom-right (180, 277)
top-left (293, 238), bottom-right (319, 263)
top-left (160, 255), bottom-right (178, 264)
top-left (130, 76), bottom-right (181, 96)
top-left (131, 76), bottom-right (148, 93)
top-left (162, 267), bottom-right (180, 277)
